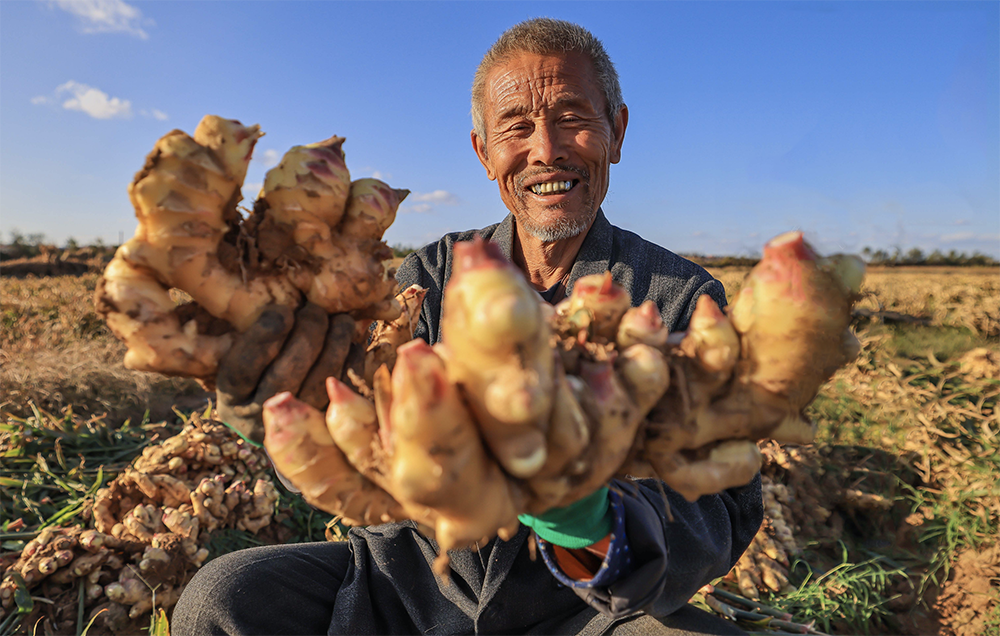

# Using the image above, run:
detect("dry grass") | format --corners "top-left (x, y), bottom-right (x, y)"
top-left (2, 267), bottom-right (998, 634)
top-left (708, 266), bottom-right (1000, 337)
top-left (1, 274), bottom-right (206, 421)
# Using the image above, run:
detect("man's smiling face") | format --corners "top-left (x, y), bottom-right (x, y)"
top-left (472, 51), bottom-right (627, 243)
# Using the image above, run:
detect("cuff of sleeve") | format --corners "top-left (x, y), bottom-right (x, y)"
top-left (538, 488), bottom-right (632, 588)
top-left (519, 487), bottom-right (613, 549)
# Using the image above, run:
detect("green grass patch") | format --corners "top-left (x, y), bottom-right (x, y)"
top-left (808, 385), bottom-right (890, 447)
top-left (772, 548), bottom-right (910, 635)
top-left (882, 324), bottom-right (988, 362)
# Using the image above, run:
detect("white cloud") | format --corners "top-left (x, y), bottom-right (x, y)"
top-left (31, 96), bottom-right (51, 105)
top-left (404, 204), bottom-right (434, 214)
top-left (409, 190), bottom-right (458, 205)
top-left (953, 219), bottom-right (970, 226)
top-left (50, 0), bottom-right (151, 39)
top-left (371, 170), bottom-right (388, 180)
top-left (56, 81), bottom-right (132, 119)
top-left (255, 149), bottom-right (281, 168)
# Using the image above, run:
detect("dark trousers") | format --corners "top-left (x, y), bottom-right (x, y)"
top-left (172, 542), bottom-right (746, 636)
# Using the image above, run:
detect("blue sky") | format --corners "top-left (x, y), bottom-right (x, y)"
top-left (2, 1), bottom-right (997, 258)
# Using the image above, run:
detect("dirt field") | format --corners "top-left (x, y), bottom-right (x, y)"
top-left (1, 267), bottom-right (997, 634)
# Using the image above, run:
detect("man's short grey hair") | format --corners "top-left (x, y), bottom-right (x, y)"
top-left (471, 18), bottom-right (623, 142)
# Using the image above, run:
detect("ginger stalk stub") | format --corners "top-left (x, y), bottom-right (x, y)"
top-left (439, 238), bottom-right (554, 478)
top-left (617, 300), bottom-right (669, 349)
top-left (325, 376), bottom-right (383, 477)
top-left (263, 136), bottom-right (351, 229)
top-left (341, 178), bottom-right (410, 240)
top-left (558, 272), bottom-right (631, 342)
top-left (680, 295), bottom-right (739, 376)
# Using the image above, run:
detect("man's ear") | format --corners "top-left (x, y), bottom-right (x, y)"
top-left (610, 104), bottom-right (629, 165)
top-left (471, 130), bottom-right (496, 181)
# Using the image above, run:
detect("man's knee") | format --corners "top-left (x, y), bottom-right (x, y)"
top-left (172, 542), bottom-right (350, 635)
top-left (172, 548), bottom-right (263, 635)
top-left (607, 606), bottom-right (747, 636)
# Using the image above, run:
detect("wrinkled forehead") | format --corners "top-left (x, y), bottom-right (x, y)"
top-left (483, 51), bottom-right (605, 121)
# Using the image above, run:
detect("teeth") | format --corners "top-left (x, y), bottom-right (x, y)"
top-left (530, 180), bottom-right (573, 195)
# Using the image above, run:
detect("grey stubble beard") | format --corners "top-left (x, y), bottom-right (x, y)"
top-left (518, 209), bottom-right (594, 243)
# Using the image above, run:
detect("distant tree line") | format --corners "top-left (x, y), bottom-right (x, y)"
top-left (682, 247), bottom-right (998, 268)
top-left (3, 231), bottom-right (997, 267)
top-left (682, 255), bottom-right (762, 268)
top-left (1, 230), bottom-right (111, 261)
top-left (861, 246), bottom-right (998, 267)
top-left (391, 244), bottom-right (417, 258)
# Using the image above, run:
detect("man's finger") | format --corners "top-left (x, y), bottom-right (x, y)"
top-left (216, 304), bottom-right (295, 402)
top-left (298, 314), bottom-right (356, 410)
top-left (254, 303), bottom-right (330, 402)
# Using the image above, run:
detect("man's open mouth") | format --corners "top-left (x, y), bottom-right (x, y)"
top-left (529, 180), bottom-right (576, 195)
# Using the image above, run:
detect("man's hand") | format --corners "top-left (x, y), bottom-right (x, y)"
top-left (216, 303), bottom-right (354, 445)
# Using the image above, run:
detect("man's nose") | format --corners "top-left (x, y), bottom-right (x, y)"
top-left (527, 122), bottom-right (568, 166)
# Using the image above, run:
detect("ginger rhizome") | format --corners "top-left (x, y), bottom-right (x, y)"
top-left (0, 415), bottom-right (278, 633)
top-left (96, 115), bottom-right (408, 382)
top-left (263, 231), bottom-right (864, 569)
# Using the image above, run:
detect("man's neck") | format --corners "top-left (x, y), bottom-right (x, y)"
top-left (512, 221), bottom-right (592, 291)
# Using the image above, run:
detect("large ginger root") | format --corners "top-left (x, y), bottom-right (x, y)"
top-left (96, 115), bottom-right (409, 382)
top-left (264, 340), bottom-right (523, 573)
top-left (265, 230), bottom-right (864, 562)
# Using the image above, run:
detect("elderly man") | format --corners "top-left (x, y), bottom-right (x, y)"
top-left (173, 18), bottom-right (761, 636)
